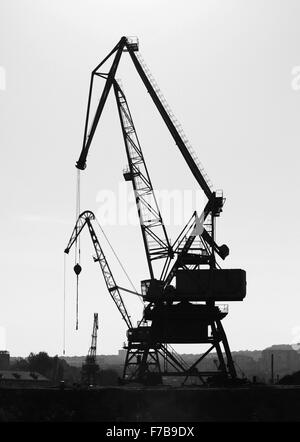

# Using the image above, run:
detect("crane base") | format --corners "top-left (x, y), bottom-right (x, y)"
top-left (122, 316), bottom-right (237, 386)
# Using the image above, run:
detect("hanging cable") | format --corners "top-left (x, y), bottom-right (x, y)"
top-left (75, 169), bottom-right (81, 265)
top-left (74, 263), bottom-right (82, 330)
top-left (74, 169), bottom-right (82, 329)
top-left (63, 254), bottom-right (66, 355)
top-left (76, 274), bottom-right (79, 330)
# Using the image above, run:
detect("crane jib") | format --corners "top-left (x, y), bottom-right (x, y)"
top-left (75, 37), bottom-right (213, 200)
top-left (64, 211), bottom-right (133, 330)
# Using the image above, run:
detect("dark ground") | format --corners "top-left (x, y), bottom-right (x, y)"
top-left (1, 385), bottom-right (300, 421)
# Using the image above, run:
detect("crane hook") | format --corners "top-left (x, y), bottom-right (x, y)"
top-left (74, 263), bottom-right (82, 275)
top-left (73, 263), bottom-right (82, 330)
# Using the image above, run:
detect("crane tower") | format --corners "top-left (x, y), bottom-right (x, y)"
top-left (81, 313), bottom-right (100, 386)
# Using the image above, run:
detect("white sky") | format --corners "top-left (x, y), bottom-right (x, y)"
top-left (1, 0), bottom-right (300, 356)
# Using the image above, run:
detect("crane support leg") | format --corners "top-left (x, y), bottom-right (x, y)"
top-left (215, 319), bottom-right (237, 379)
top-left (211, 322), bottom-right (227, 374)
top-left (122, 343), bottom-right (162, 385)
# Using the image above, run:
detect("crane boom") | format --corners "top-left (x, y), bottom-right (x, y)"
top-left (64, 210), bottom-right (133, 329)
top-left (113, 80), bottom-right (173, 279)
top-left (126, 47), bottom-right (213, 200)
top-left (76, 38), bottom-right (127, 170)
top-left (75, 37), bottom-right (222, 212)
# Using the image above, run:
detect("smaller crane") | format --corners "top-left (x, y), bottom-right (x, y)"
top-left (81, 313), bottom-right (100, 386)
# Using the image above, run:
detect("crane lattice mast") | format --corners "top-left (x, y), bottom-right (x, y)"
top-left (81, 313), bottom-right (100, 386)
top-left (113, 80), bottom-right (173, 279)
top-left (88, 313), bottom-right (99, 361)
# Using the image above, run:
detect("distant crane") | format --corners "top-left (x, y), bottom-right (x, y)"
top-left (81, 313), bottom-right (100, 386)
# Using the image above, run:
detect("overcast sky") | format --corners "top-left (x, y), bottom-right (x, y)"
top-left (1, 0), bottom-right (300, 357)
